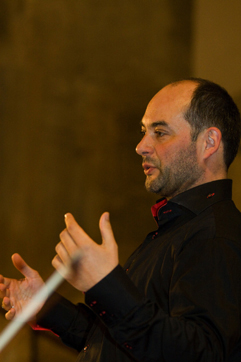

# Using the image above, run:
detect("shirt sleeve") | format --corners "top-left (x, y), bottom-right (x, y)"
top-left (35, 292), bottom-right (97, 352)
top-left (84, 237), bottom-right (241, 361)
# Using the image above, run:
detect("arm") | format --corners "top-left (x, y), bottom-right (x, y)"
top-left (53, 213), bottom-right (241, 361)
top-left (84, 241), bottom-right (241, 361)
top-left (35, 292), bottom-right (97, 351)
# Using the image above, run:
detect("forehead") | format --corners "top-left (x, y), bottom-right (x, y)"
top-left (142, 81), bottom-right (197, 129)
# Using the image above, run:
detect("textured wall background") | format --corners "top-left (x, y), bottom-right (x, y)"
top-left (0, 0), bottom-right (193, 276)
top-left (1, 1), bottom-right (241, 361)
top-left (192, 0), bottom-right (241, 208)
top-left (0, 1), bottom-right (193, 361)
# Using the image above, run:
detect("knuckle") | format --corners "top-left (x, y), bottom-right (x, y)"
top-left (59, 229), bottom-right (66, 239)
top-left (55, 242), bottom-right (63, 253)
top-left (67, 223), bottom-right (75, 234)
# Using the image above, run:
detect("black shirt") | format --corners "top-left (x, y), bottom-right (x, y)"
top-left (38, 179), bottom-right (241, 361)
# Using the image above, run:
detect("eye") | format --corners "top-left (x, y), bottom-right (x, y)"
top-left (140, 129), bottom-right (146, 136)
top-left (154, 130), bottom-right (166, 137)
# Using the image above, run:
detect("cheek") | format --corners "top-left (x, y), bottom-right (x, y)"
top-left (155, 139), bottom-right (192, 163)
top-left (155, 143), bottom-right (179, 162)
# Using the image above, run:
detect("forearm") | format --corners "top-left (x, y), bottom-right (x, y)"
top-left (36, 292), bottom-right (96, 351)
top-left (84, 265), bottom-right (237, 362)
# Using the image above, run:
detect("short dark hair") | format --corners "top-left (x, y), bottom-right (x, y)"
top-left (183, 78), bottom-right (241, 169)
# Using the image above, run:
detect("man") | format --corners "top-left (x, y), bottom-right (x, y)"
top-left (1, 78), bottom-right (241, 361)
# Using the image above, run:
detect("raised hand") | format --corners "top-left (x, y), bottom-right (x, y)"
top-left (52, 212), bottom-right (119, 292)
top-left (0, 254), bottom-right (44, 321)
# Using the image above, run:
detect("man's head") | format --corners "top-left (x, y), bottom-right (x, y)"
top-left (184, 78), bottom-right (241, 170)
top-left (136, 79), bottom-right (241, 199)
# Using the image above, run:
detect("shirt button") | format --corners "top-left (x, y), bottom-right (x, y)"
top-left (207, 193), bottom-right (215, 198)
top-left (124, 342), bottom-right (133, 350)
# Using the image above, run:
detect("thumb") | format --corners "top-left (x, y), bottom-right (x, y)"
top-left (11, 253), bottom-right (39, 279)
top-left (99, 212), bottom-right (116, 248)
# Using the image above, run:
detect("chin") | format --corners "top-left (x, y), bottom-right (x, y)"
top-left (145, 179), bottom-right (163, 194)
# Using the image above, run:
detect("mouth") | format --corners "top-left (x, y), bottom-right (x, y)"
top-left (142, 163), bottom-right (157, 175)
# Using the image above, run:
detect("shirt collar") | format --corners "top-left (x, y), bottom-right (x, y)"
top-left (171, 179), bottom-right (232, 214)
top-left (152, 179), bottom-right (232, 222)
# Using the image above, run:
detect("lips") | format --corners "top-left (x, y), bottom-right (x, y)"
top-left (142, 163), bottom-right (157, 175)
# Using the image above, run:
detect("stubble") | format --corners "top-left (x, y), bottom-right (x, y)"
top-left (145, 142), bottom-right (203, 199)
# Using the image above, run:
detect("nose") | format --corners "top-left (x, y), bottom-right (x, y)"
top-left (136, 135), bottom-right (154, 156)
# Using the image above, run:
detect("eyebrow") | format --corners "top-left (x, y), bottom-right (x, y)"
top-left (140, 120), bottom-right (170, 129)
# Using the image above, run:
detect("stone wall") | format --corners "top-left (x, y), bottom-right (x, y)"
top-left (192, 0), bottom-right (241, 208)
top-left (0, 1), bottom-right (193, 361)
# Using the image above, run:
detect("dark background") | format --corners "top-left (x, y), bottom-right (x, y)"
top-left (0, 1), bottom-right (241, 361)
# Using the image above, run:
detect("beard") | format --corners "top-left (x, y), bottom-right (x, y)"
top-left (144, 142), bottom-right (203, 199)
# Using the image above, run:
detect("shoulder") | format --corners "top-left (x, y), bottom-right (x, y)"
top-left (208, 199), bottom-right (241, 242)
top-left (174, 199), bottom-right (241, 255)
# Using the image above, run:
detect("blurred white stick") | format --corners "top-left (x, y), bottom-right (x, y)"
top-left (0, 253), bottom-right (80, 352)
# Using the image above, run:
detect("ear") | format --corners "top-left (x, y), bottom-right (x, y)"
top-left (202, 127), bottom-right (222, 160)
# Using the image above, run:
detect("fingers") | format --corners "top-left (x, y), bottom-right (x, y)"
top-left (64, 212), bottom-right (116, 250)
top-left (59, 227), bottom-right (78, 255)
top-left (0, 275), bottom-right (11, 299)
top-left (52, 254), bottom-right (64, 272)
top-left (0, 275), bottom-right (6, 291)
top-left (5, 307), bottom-right (16, 321)
top-left (2, 296), bottom-right (11, 310)
top-left (0, 274), bottom-right (10, 288)
top-left (52, 217), bottom-right (82, 273)
top-left (11, 253), bottom-right (39, 279)
top-left (64, 213), bottom-right (90, 246)
top-left (2, 295), bottom-right (16, 320)
top-left (0, 284), bottom-right (7, 299)
top-left (99, 212), bottom-right (116, 248)
top-left (55, 240), bottom-right (71, 266)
